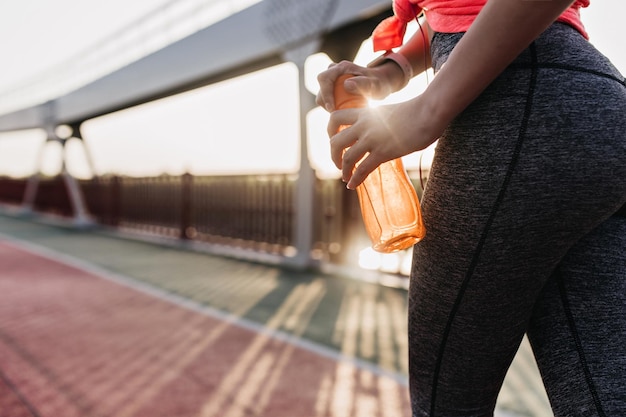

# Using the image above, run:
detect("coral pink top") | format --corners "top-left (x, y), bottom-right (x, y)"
top-left (373, 0), bottom-right (590, 51)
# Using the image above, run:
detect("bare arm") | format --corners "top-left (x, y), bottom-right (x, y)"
top-left (397, 18), bottom-right (433, 76)
top-left (330, 0), bottom-right (576, 189)
top-left (424, 0), bottom-right (576, 126)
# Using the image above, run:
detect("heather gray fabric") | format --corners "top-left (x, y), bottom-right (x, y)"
top-left (409, 23), bottom-right (626, 417)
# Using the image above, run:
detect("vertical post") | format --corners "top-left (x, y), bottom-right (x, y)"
top-left (180, 172), bottom-right (193, 239)
top-left (60, 124), bottom-right (92, 226)
top-left (283, 41), bottom-right (320, 269)
top-left (110, 175), bottom-right (121, 227)
top-left (23, 101), bottom-right (56, 215)
top-left (21, 139), bottom-right (47, 214)
top-left (72, 123), bottom-right (97, 178)
top-left (61, 161), bottom-right (91, 226)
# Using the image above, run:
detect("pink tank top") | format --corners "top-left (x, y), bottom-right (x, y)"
top-left (373, 0), bottom-right (590, 51)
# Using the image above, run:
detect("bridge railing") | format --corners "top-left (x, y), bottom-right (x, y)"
top-left (0, 171), bottom-right (428, 275)
top-left (0, 173), bottom-right (372, 265)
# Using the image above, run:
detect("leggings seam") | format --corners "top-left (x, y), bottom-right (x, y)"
top-left (511, 62), bottom-right (626, 87)
top-left (555, 269), bottom-right (607, 417)
top-left (429, 42), bottom-right (540, 416)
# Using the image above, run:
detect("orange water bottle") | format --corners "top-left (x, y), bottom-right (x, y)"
top-left (334, 74), bottom-right (426, 253)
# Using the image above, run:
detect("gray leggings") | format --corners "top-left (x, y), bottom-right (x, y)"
top-left (409, 23), bottom-right (626, 416)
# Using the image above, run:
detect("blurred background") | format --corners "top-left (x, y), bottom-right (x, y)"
top-left (1, 0), bottom-right (621, 179)
top-left (0, 3), bottom-right (622, 416)
top-left (0, 0), bottom-right (623, 275)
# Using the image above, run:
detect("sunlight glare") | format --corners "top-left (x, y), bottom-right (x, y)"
top-left (304, 53), bottom-right (332, 96)
top-left (81, 63), bottom-right (300, 177)
top-left (380, 252), bottom-right (402, 274)
top-left (305, 24), bottom-right (437, 181)
top-left (359, 247), bottom-right (382, 270)
top-left (0, 130), bottom-right (45, 178)
top-left (41, 141), bottom-right (64, 176)
top-left (65, 138), bottom-right (94, 179)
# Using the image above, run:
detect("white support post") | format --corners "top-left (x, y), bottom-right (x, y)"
top-left (61, 124), bottom-right (93, 226)
top-left (60, 153), bottom-right (92, 227)
top-left (20, 125), bottom-right (54, 214)
top-left (22, 122), bottom-right (93, 226)
top-left (284, 41), bottom-right (320, 270)
top-left (73, 124), bottom-right (97, 179)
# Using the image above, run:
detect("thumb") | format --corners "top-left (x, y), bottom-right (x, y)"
top-left (345, 75), bottom-right (391, 101)
top-left (344, 76), bottom-right (373, 96)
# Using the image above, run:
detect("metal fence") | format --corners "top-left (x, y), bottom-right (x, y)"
top-left (1, 173), bottom-right (369, 264)
top-left (0, 172), bottom-right (431, 275)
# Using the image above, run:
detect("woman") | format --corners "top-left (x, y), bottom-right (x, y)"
top-left (317, 0), bottom-right (626, 416)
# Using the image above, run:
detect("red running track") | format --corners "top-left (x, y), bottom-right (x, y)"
top-left (0, 241), bottom-right (410, 417)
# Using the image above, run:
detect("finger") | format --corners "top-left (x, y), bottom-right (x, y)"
top-left (346, 153), bottom-right (383, 190)
top-left (341, 140), bottom-right (370, 184)
top-left (329, 126), bottom-right (358, 169)
top-left (316, 72), bottom-right (338, 111)
top-left (326, 108), bottom-right (359, 138)
top-left (344, 75), bottom-right (374, 97)
top-left (317, 61), bottom-right (367, 112)
top-left (316, 62), bottom-right (348, 112)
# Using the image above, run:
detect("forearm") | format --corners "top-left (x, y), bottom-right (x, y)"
top-left (372, 18), bottom-right (432, 92)
top-left (423, 0), bottom-right (575, 125)
top-left (398, 17), bottom-right (433, 76)
top-left (325, 0), bottom-right (579, 189)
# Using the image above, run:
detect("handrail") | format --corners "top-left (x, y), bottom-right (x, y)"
top-left (0, 0), bottom-right (260, 115)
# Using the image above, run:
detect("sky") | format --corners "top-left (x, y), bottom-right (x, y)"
top-left (0, 0), bottom-right (170, 92)
top-left (0, 1), bottom-right (624, 179)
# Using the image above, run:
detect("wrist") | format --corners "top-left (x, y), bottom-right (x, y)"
top-left (368, 52), bottom-right (413, 91)
top-left (412, 84), bottom-right (454, 143)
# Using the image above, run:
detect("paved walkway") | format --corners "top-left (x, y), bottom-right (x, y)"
top-left (0, 214), bottom-right (553, 416)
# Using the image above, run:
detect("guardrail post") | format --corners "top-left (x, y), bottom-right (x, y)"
top-left (180, 172), bottom-right (193, 239)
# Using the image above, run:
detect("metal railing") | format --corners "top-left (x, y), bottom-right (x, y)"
top-left (0, 174), bottom-right (360, 261)
top-left (0, 0), bottom-right (261, 115)
top-left (0, 172), bottom-right (429, 275)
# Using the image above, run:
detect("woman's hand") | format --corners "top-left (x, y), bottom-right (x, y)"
top-left (316, 60), bottom-right (405, 112)
top-left (316, 59), bottom-right (424, 190)
top-left (327, 94), bottom-right (445, 189)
